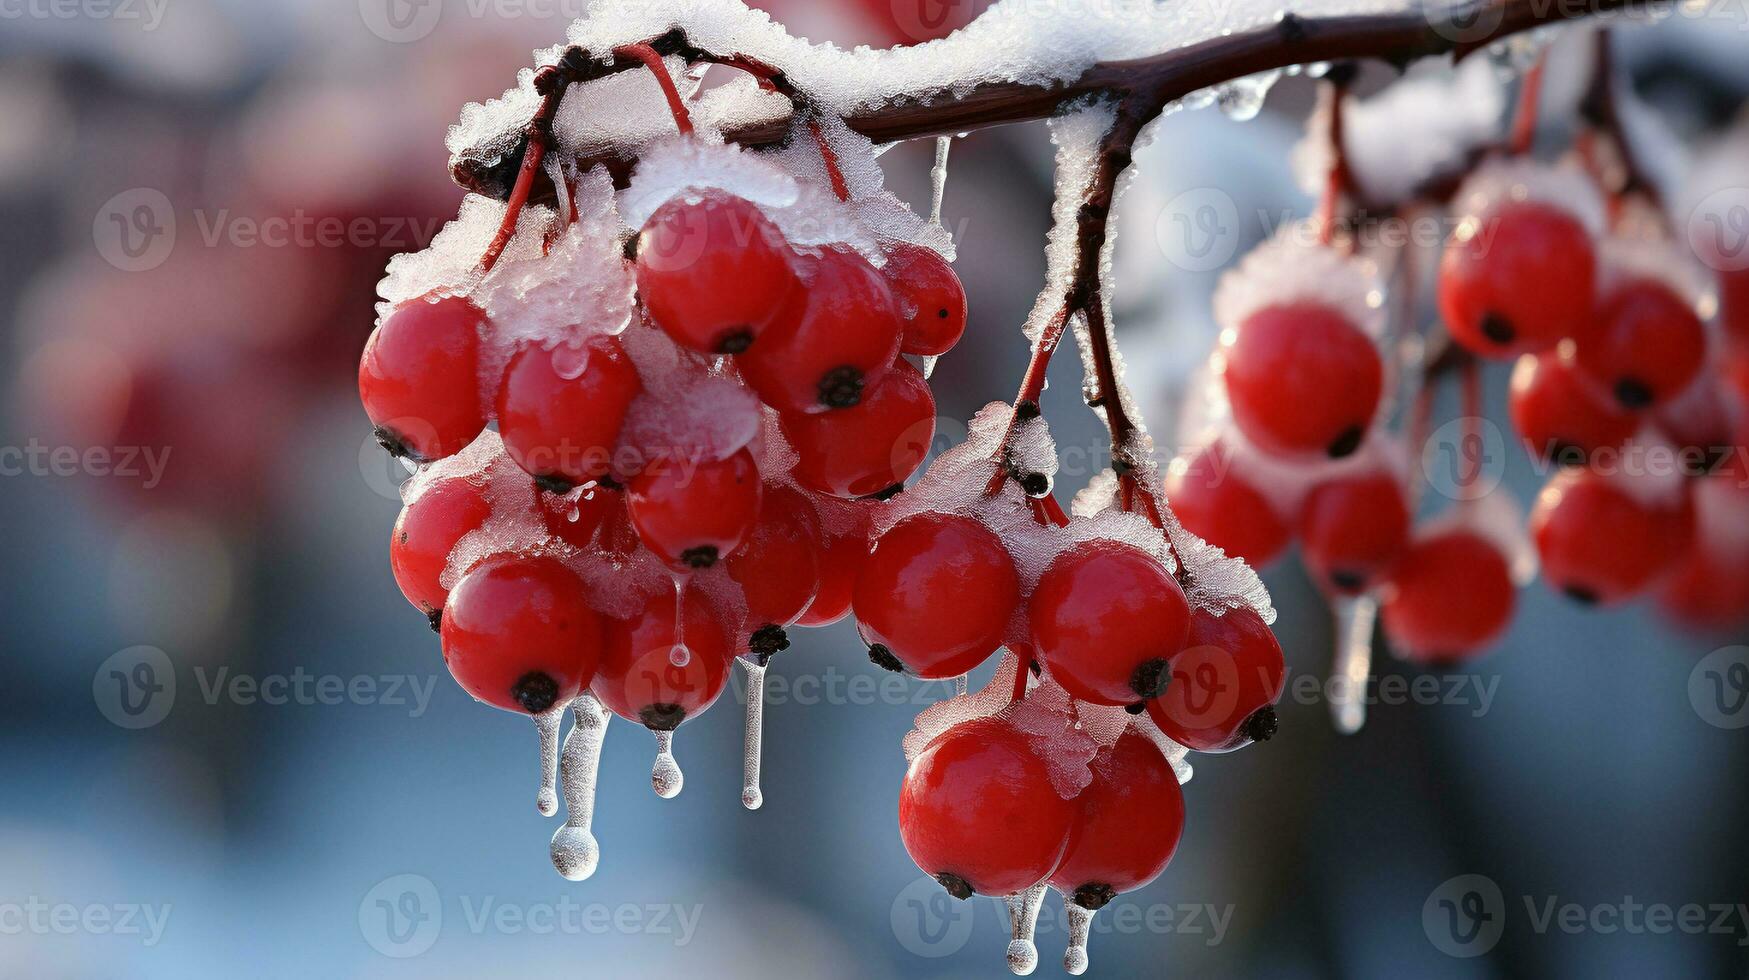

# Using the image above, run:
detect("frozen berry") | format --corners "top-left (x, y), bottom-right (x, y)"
top-left (795, 522), bottom-right (872, 628)
top-left (1575, 277), bottom-right (1707, 411)
top-left (881, 242), bottom-right (968, 357)
top-left (1508, 353), bottom-right (1638, 466)
top-left (899, 716), bottom-right (1077, 898)
top-left (1299, 471), bottom-right (1411, 595)
top-left (1380, 530), bottom-right (1516, 663)
top-left (1028, 541), bottom-right (1192, 706)
top-left (781, 360), bottom-right (935, 499)
top-left (359, 295), bottom-right (488, 461)
top-left (1163, 443), bottom-right (1291, 567)
top-left (737, 248), bottom-right (903, 413)
top-left (1438, 201), bottom-right (1596, 357)
top-left (391, 475), bottom-right (496, 625)
top-left (627, 448), bottom-right (762, 570)
top-left (636, 192), bottom-right (799, 354)
top-left (1148, 605), bottom-right (1285, 753)
top-left (1219, 302), bottom-right (1382, 459)
top-left (725, 485), bottom-right (824, 632)
top-left (853, 513), bottom-right (1019, 679)
top-left (497, 336), bottom-right (641, 489)
top-left (1530, 469), bottom-right (1694, 605)
top-left (439, 557), bottom-right (602, 714)
top-left (592, 585), bottom-right (736, 731)
top-left (1047, 730), bottom-right (1184, 908)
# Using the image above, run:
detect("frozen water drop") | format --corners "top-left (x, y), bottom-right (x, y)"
top-left (652, 729), bottom-right (684, 799)
top-left (565, 503), bottom-right (582, 524)
top-left (929, 136), bottom-right (953, 228)
top-left (551, 694), bottom-right (608, 881)
top-left (740, 658), bottom-right (767, 811)
top-left (1004, 884), bottom-right (1047, 975)
top-left (921, 355), bottom-right (940, 380)
top-left (533, 702), bottom-right (567, 816)
top-left (549, 340), bottom-right (593, 381)
top-left (669, 644), bottom-right (692, 668)
top-left (1330, 595), bottom-right (1378, 735)
top-left (1216, 70), bottom-right (1279, 121)
top-left (1064, 901), bottom-right (1096, 975)
top-left (954, 673), bottom-right (968, 698)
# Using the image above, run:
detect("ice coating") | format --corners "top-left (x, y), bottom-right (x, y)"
top-left (552, 693), bottom-right (610, 881)
top-left (1163, 508), bottom-right (1278, 625)
top-left (1004, 883), bottom-right (1048, 975)
top-left (1448, 154), bottom-right (1608, 237)
top-left (448, 0), bottom-right (1419, 176)
top-left (619, 370), bottom-right (763, 467)
top-left (534, 702), bottom-right (567, 816)
top-left (376, 195), bottom-right (552, 318)
top-left (1129, 708), bottom-right (1194, 785)
top-left (1329, 595), bottom-right (1378, 734)
top-left (738, 657), bottom-right (766, 810)
top-left (619, 134), bottom-right (801, 229)
top-left (1063, 900), bottom-right (1096, 975)
top-left (1211, 222), bottom-right (1390, 341)
top-left (651, 729), bottom-right (684, 799)
top-left (1596, 231), bottom-right (1715, 315)
top-left (1025, 101), bottom-right (1116, 344)
top-left (1294, 56), bottom-right (1506, 206)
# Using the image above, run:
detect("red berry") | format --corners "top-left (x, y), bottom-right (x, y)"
top-left (881, 242), bottom-right (968, 357)
top-left (358, 295), bottom-right (488, 461)
top-left (1721, 269), bottom-right (1749, 343)
top-left (1219, 302), bottom-right (1382, 458)
top-left (1657, 542), bottom-right (1749, 630)
top-left (392, 475), bottom-right (497, 625)
top-left (439, 557), bottom-right (602, 714)
top-left (795, 523), bottom-right (871, 627)
top-left (737, 248), bottom-right (903, 413)
top-left (591, 585), bottom-right (736, 730)
top-left (1163, 443), bottom-right (1290, 567)
top-left (627, 448), bottom-right (762, 570)
top-left (1028, 541), bottom-right (1192, 706)
top-left (1508, 353), bottom-right (1638, 466)
top-left (781, 360), bottom-right (935, 499)
top-left (541, 486), bottom-right (618, 550)
top-left (497, 337), bottom-right (641, 489)
top-left (1380, 530), bottom-right (1516, 663)
top-left (725, 485), bottom-right (824, 632)
top-left (1438, 201), bottom-right (1597, 357)
top-left (853, 513), bottom-right (1019, 679)
top-left (636, 192), bottom-right (798, 354)
top-left (898, 716), bottom-right (1077, 898)
top-left (1530, 469), bottom-right (1694, 605)
top-left (1575, 277), bottom-right (1707, 410)
top-left (1299, 471), bottom-right (1411, 595)
top-left (1655, 378), bottom-right (1737, 472)
top-left (1047, 730), bottom-right (1185, 908)
top-left (1148, 605), bottom-right (1285, 753)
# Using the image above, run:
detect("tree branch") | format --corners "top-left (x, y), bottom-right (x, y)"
top-left (453, 0), bottom-right (1651, 203)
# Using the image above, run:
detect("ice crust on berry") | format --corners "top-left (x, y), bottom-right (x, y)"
top-left (1212, 224), bottom-right (1389, 341)
top-left (1421, 488), bottom-right (1539, 588)
top-left (619, 134), bottom-right (801, 229)
top-left (1596, 232), bottom-right (1714, 315)
top-left (1448, 155), bottom-right (1608, 237)
top-left (1293, 56), bottom-right (1505, 206)
top-left (620, 371), bottom-right (762, 467)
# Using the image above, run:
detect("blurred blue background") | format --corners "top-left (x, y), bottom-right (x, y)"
top-left (1, 2), bottom-right (1746, 977)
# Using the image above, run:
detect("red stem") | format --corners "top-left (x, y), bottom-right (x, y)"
top-left (1010, 655), bottom-right (1030, 703)
top-left (1508, 51), bottom-right (1547, 156)
top-left (1315, 77), bottom-right (1353, 248)
top-left (476, 87), bottom-right (559, 276)
top-left (808, 119), bottom-right (852, 202)
top-left (614, 42), bottom-right (695, 135)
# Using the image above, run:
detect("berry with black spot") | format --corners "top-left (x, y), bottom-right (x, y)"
top-left (627, 448), bottom-right (762, 570)
top-left (853, 513), bottom-right (1019, 679)
top-left (1530, 468), bottom-right (1694, 606)
top-left (1047, 730), bottom-right (1185, 907)
top-left (1508, 352), bottom-right (1638, 466)
top-left (1028, 541), bottom-right (1192, 706)
top-left (635, 192), bottom-right (799, 354)
top-left (880, 242), bottom-right (968, 357)
top-left (1438, 200), bottom-right (1597, 357)
top-left (439, 557), bottom-right (602, 714)
top-left (592, 585), bottom-right (736, 730)
top-left (724, 485), bottom-right (823, 631)
top-left (1575, 276), bottom-right (1707, 411)
top-left (1147, 605), bottom-right (1285, 753)
top-left (781, 360), bottom-right (934, 498)
top-left (358, 295), bottom-right (489, 462)
top-left (1218, 301), bottom-right (1382, 459)
top-left (737, 247), bottom-right (903, 413)
top-left (497, 336), bottom-right (641, 487)
top-left (1299, 470), bottom-right (1411, 596)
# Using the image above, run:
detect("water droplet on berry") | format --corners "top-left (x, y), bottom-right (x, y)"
top-left (652, 729), bottom-right (684, 799)
top-left (549, 340), bottom-right (593, 381)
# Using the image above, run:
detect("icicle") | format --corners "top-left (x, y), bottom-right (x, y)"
top-left (533, 702), bottom-right (566, 816)
top-left (921, 355), bottom-right (940, 380)
top-left (1003, 883), bottom-right (1047, 975)
top-left (954, 673), bottom-right (968, 698)
top-left (551, 694), bottom-right (609, 881)
top-left (1330, 595), bottom-right (1379, 735)
top-left (929, 136), bottom-right (952, 228)
top-left (652, 729), bottom-right (684, 799)
top-left (740, 658), bottom-right (767, 810)
top-left (669, 576), bottom-right (692, 668)
top-left (1063, 900), bottom-right (1096, 975)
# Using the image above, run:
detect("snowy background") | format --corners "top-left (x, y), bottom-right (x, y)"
top-left (1, 1), bottom-right (1747, 976)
